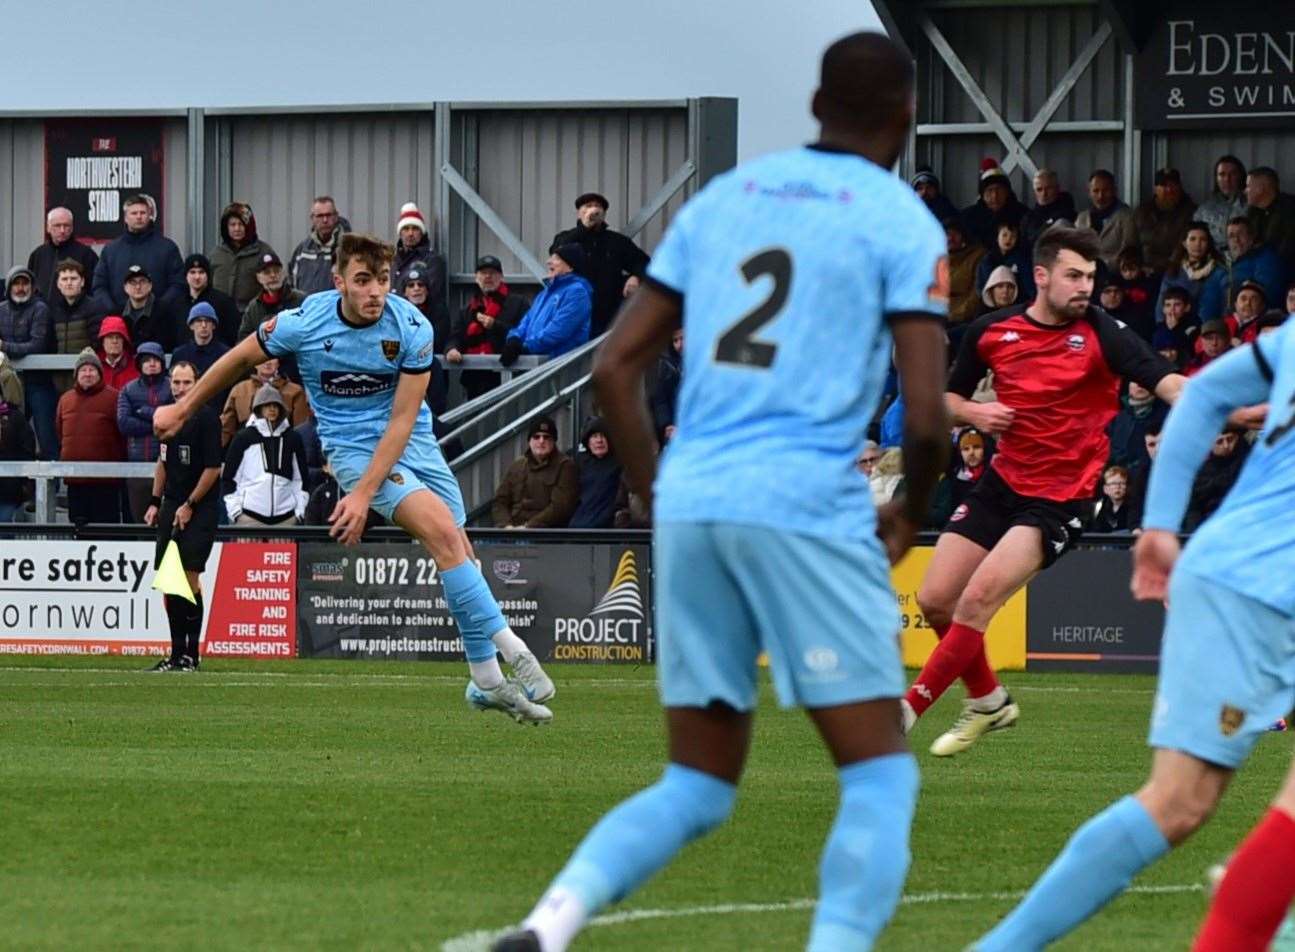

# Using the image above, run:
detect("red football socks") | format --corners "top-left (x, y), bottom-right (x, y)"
top-left (961, 642), bottom-right (1001, 699)
top-left (905, 622), bottom-right (986, 716)
top-left (1193, 808), bottom-right (1295, 951)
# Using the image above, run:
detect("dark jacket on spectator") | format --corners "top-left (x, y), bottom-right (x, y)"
top-left (116, 343), bottom-right (172, 462)
top-left (1157, 258), bottom-right (1228, 322)
top-left (304, 471), bottom-right (384, 529)
top-left (651, 344), bottom-right (682, 442)
top-left (179, 284), bottom-right (241, 348)
top-left (294, 417), bottom-right (325, 492)
top-left (209, 203), bottom-right (278, 311)
top-left (974, 245), bottom-right (1035, 300)
top-left (288, 223), bottom-right (349, 295)
top-left (1114, 273), bottom-right (1160, 342)
top-left (448, 284), bottom-right (527, 355)
top-left (1247, 193), bottom-right (1295, 270)
top-left (173, 337), bottom-right (231, 416)
top-left (1183, 439), bottom-right (1249, 532)
top-left (1133, 196), bottom-right (1198, 273)
top-left (28, 236), bottom-right (99, 304)
top-left (0, 276), bottom-right (51, 358)
top-left (0, 400), bottom-right (35, 505)
top-left (92, 223), bottom-right (185, 312)
top-left (927, 427), bottom-right (995, 528)
top-left (48, 292), bottom-right (106, 391)
top-left (94, 317), bottom-right (139, 392)
top-left (507, 272), bottom-right (592, 357)
top-left (57, 376), bottom-right (124, 485)
top-left (393, 232), bottom-right (448, 304)
top-left (122, 293), bottom-right (177, 352)
top-left (399, 271), bottom-right (451, 354)
top-left (1091, 495), bottom-right (1131, 533)
top-left (238, 287), bottom-right (307, 341)
top-left (920, 192), bottom-right (960, 226)
top-left (549, 221), bottom-right (649, 336)
top-left (492, 448), bottom-right (579, 528)
top-left (1021, 192), bottom-right (1078, 248)
top-left (568, 419), bottom-right (623, 529)
top-left (960, 195), bottom-right (1028, 252)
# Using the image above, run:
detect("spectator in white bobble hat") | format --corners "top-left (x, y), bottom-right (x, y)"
top-left (392, 201), bottom-right (447, 308)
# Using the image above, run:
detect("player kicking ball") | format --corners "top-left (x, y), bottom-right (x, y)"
top-left (493, 32), bottom-right (951, 952)
top-left (153, 234), bottom-right (554, 725)
top-left (972, 319), bottom-right (1295, 950)
top-left (900, 226), bottom-right (1186, 755)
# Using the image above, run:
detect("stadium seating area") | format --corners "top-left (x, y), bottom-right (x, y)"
top-left (2, 153), bottom-right (1293, 531)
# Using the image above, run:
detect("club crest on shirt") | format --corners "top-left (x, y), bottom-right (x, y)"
top-left (388, 472), bottom-right (404, 485)
top-left (1066, 333), bottom-right (1086, 352)
top-left (381, 339), bottom-right (400, 361)
top-left (178, 445), bottom-right (191, 466)
top-left (323, 338), bottom-right (334, 352)
top-left (950, 503), bottom-right (969, 522)
top-left (1220, 704), bottom-right (1245, 737)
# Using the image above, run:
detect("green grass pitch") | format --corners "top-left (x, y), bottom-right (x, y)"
top-left (2, 657), bottom-right (1289, 950)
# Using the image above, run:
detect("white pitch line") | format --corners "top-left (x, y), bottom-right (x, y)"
top-left (440, 883), bottom-right (1203, 951)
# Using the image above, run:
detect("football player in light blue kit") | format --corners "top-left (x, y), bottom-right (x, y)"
top-left (493, 33), bottom-right (951, 952)
top-left (973, 318), bottom-right (1295, 951)
top-left (154, 233), bottom-right (554, 725)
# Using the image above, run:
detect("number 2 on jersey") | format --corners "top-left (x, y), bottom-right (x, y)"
top-left (714, 248), bottom-right (793, 369)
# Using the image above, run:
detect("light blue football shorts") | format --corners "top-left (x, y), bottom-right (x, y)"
top-left (328, 443), bottom-right (466, 527)
top-left (654, 521), bottom-right (904, 711)
top-left (1149, 567), bottom-right (1295, 769)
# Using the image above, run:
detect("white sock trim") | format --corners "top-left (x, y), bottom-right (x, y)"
top-left (969, 684), bottom-right (1008, 711)
top-left (469, 658), bottom-right (505, 689)
top-left (490, 627), bottom-right (530, 664)
top-left (523, 886), bottom-right (589, 952)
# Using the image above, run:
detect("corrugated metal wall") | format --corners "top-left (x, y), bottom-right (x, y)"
top-left (916, 2), bottom-right (1126, 207)
top-left (160, 118), bottom-right (188, 248)
top-left (0, 120), bottom-right (45, 272)
top-left (1149, 131), bottom-right (1294, 203)
top-left (456, 108), bottom-right (689, 277)
top-left (222, 113), bottom-right (437, 261)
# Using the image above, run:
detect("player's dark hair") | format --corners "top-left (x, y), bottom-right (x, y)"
top-left (815, 32), bottom-right (914, 129)
top-left (336, 233), bottom-right (395, 278)
top-left (1033, 225), bottom-right (1101, 271)
top-left (55, 258), bottom-right (85, 279)
top-left (170, 360), bottom-right (200, 380)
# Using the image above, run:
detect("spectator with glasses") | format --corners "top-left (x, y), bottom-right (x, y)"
top-left (491, 416), bottom-right (578, 529)
top-left (288, 196), bottom-right (349, 294)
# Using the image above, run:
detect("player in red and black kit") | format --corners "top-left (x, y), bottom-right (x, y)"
top-left (901, 226), bottom-right (1186, 755)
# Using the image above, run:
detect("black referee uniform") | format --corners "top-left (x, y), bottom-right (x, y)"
top-left (150, 405), bottom-right (222, 671)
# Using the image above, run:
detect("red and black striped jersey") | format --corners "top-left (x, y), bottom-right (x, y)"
top-left (948, 305), bottom-right (1174, 502)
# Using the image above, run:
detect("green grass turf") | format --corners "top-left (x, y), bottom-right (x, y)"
top-left (1, 657), bottom-right (1289, 950)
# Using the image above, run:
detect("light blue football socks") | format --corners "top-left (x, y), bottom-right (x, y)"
top-left (439, 561), bottom-right (507, 663)
top-left (807, 752), bottom-right (920, 952)
top-left (974, 795), bottom-right (1170, 951)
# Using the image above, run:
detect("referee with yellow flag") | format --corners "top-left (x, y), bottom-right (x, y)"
top-left (145, 361), bottom-right (222, 671)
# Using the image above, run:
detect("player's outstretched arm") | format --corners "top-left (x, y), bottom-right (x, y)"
top-left (882, 316), bottom-right (951, 564)
top-left (328, 368), bottom-right (427, 545)
top-left (1133, 342), bottom-right (1276, 600)
top-left (154, 334), bottom-right (265, 440)
top-left (591, 283), bottom-right (681, 507)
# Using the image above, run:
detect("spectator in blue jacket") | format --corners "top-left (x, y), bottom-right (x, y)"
top-left (499, 244), bottom-right (592, 365)
top-left (91, 194), bottom-right (185, 313)
top-left (116, 341), bottom-right (172, 520)
top-left (1155, 221), bottom-right (1228, 321)
top-left (1201, 216), bottom-right (1287, 320)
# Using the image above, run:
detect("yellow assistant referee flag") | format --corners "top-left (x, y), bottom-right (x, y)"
top-left (151, 539), bottom-right (196, 604)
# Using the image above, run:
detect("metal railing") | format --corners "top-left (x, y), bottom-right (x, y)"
top-left (0, 462), bottom-right (156, 523)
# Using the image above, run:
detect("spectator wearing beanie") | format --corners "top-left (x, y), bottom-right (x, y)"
top-left (0, 266), bottom-right (56, 459)
top-left (927, 426), bottom-right (994, 527)
top-left (0, 396), bottom-right (35, 522)
top-left (549, 191), bottom-right (649, 337)
top-left (237, 251), bottom-right (306, 341)
top-left (57, 348), bottom-right (125, 525)
top-left (179, 253), bottom-right (240, 346)
top-left (500, 244), bottom-right (592, 365)
top-left (116, 341), bottom-right (173, 520)
top-left (568, 417), bottom-right (623, 529)
top-left (27, 206), bottom-right (99, 303)
top-left (960, 162), bottom-right (1027, 251)
top-left (446, 255), bottom-right (529, 400)
top-left (173, 302), bottom-right (232, 415)
top-left (392, 202), bottom-right (448, 303)
top-left (95, 316), bottom-right (139, 391)
top-left (910, 166), bottom-right (959, 224)
top-left (222, 384), bottom-right (309, 527)
top-left (208, 202), bottom-right (277, 311)
top-left (492, 416), bottom-right (578, 529)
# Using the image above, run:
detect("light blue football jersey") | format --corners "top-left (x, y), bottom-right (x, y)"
top-left (256, 290), bottom-right (438, 458)
top-left (648, 146), bottom-right (947, 541)
top-left (1177, 321), bottom-right (1295, 615)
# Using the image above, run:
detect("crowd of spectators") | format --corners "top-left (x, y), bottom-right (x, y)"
top-left (0, 188), bottom-right (651, 526)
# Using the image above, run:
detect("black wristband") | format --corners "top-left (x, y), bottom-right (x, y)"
top-left (149, 495), bottom-right (161, 508)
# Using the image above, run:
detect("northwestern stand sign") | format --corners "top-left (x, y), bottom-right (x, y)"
top-left (1136, 4), bottom-right (1295, 129)
top-left (45, 119), bottom-right (165, 241)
